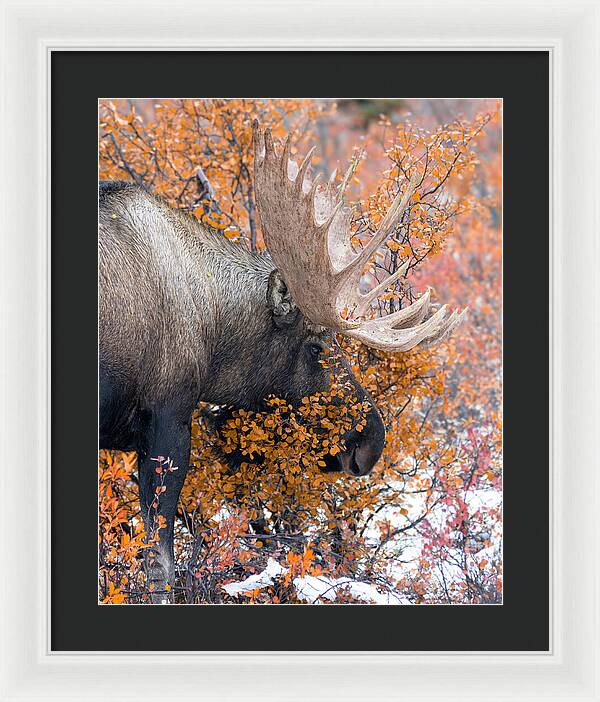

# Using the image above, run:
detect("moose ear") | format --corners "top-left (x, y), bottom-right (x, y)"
top-left (266, 269), bottom-right (299, 328)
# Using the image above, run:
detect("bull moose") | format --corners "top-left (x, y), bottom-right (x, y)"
top-left (99, 121), bottom-right (466, 602)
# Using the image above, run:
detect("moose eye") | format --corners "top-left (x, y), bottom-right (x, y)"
top-left (308, 343), bottom-right (324, 359)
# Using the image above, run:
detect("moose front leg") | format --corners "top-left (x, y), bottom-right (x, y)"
top-left (137, 410), bottom-right (191, 603)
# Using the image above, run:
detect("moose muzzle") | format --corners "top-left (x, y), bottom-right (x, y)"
top-left (323, 406), bottom-right (386, 477)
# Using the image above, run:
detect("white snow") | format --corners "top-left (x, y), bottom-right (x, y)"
top-left (294, 575), bottom-right (409, 604)
top-left (222, 558), bottom-right (408, 603)
top-left (222, 558), bottom-right (286, 596)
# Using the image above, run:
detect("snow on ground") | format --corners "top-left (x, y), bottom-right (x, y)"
top-left (222, 558), bottom-right (286, 596)
top-left (293, 575), bottom-right (409, 604)
top-left (222, 559), bottom-right (408, 603)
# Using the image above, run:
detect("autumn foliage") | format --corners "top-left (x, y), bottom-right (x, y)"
top-left (99, 98), bottom-right (502, 604)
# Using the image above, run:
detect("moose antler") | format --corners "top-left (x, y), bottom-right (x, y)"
top-left (252, 120), bottom-right (467, 352)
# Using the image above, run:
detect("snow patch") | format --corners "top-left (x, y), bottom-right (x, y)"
top-left (294, 575), bottom-right (409, 605)
top-left (222, 558), bottom-right (286, 596)
top-left (222, 558), bottom-right (408, 604)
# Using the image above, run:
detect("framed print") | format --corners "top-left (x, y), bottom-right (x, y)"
top-left (1, 0), bottom-right (599, 700)
top-left (54, 52), bottom-right (546, 652)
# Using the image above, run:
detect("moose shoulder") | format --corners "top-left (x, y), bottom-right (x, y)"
top-left (99, 122), bottom-right (466, 602)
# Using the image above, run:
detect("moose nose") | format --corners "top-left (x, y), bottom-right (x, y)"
top-left (339, 407), bottom-right (386, 477)
top-left (339, 446), bottom-right (366, 476)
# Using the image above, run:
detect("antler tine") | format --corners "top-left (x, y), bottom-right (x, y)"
top-left (388, 287), bottom-right (431, 329)
top-left (319, 199), bottom-right (345, 232)
top-left (354, 289), bottom-right (431, 333)
top-left (252, 119), bottom-right (264, 162)
top-left (308, 172), bottom-right (323, 206)
top-left (353, 260), bottom-right (410, 318)
top-left (281, 133), bottom-right (293, 176)
top-left (252, 118), bottom-right (467, 349)
top-left (294, 146), bottom-right (317, 195)
top-left (339, 152), bottom-right (362, 196)
top-left (424, 307), bottom-right (469, 346)
top-left (341, 169), bottom-right (420, 278)
top-left (346, 302), bottom-right (451, 353)
top-left (263, 127), bottom-right (276, 159)
top-left (327, 168), bottom-right (338, 191)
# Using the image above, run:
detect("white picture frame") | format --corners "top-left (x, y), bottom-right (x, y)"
top-left (1, 0), bottom-right (598, 699)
